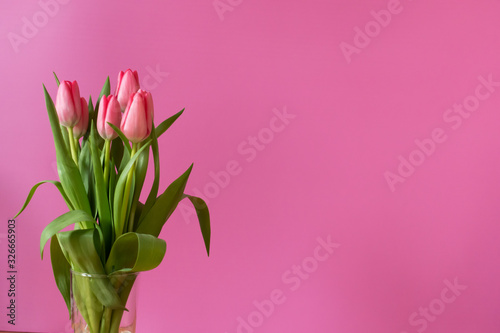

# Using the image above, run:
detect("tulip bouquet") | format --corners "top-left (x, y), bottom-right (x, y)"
top-left (14, 70), bottom-right (210, 333)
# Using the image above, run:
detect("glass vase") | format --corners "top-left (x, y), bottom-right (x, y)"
top-left (70, 270), bottom-right (139, 333)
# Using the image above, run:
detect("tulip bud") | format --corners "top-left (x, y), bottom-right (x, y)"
top-left (97, 95), bottom-right (122, 140)
top-left (120, 90), bottom-right (154, 143)
top-left (115, 69), bottom-right (140, 111)
top-left (55, 80), bottom-right (82, 127)
top-left (73, 98), bottom-right (89, 138)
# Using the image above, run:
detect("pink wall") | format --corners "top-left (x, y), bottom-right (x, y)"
top-left (1, 0), bottom-right (500, 332)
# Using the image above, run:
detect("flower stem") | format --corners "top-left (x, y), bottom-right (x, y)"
top-left (67, 127), bottom-right (78, 165)
top-left (99, 307), bottom-right (112, 333)
top-left (127, 203), bottom-right (137, 233)
top-left (127, 143), bottom-right (142, 233)
top-left (103, 139), bottom-right (112, 187)
top-left (119, 143), bottom-right (137, 236)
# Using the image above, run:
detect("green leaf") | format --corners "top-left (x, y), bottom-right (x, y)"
top-left (135, 201), bottom-right (144, 221)
top-left (81, 95), bottom-right (95, 144)
top-left (58, 229), bottom-right (125, 310)
top-left (43, 85), bottom-right (93, 225)
top-left (140, 126), bottom-right (159, 222)
top-left (155, 108), bottom-right (184, 138)
top-left (128, 143), bottom-right (150, 231)
top-left (40, 210), bottom-right (96, 259)
top-left (95, 76), bottom-right (110, 113)
top-left (88, 95), bottom-right (95, 118)
top-left (183, 195), bottom-right (211, 256)
top-left (112, 140), bottom-right (152, 235)
top-left (14, 180), bottom-right (73, 218)
top-left (136, 164), bottom-right (193, 236)
top-left (138, 110), bottom-right (184, 222)
top-left (50, 235), bottom-right (72, 317)
top-left (105, 233), bottom-right (166, 273)
top-left (107, 123), bottom-right (132, 153)
top-left (78, 142), bottom-right (92, 198)
top-left (110, 136), bottom-right (124, 171)
top-left (118, 142), bottom-right (131, 175)
top-left (100, 76), bottom-right (111, 98)
top-left (108, 157), bottom-right (118, 218)
top-left (89, 124), bottom-right (113, 256)
top-left (133, 145), bottom-right (149, 200)
top-left (53, 72), bottom-right (60, 86)
top-left (60, 124), bottom-right (71, 161)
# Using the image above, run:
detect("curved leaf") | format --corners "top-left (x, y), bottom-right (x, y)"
top-left (53, 72), bottom-right (60, 86)
top-left (14, 180), bottom-right (72, 218)
top-left (58, 229), bottom-right (124, 310)
top-left (50, 235), bottom-right (71, 316)
top-left (140, 126), bottom-right (159, 222)
top-left (40, 210), bottom-right (96, 258)
top-left (156, 108), bottom-right (184, 138)
top-left (136, 164), bottom-right (192, 236)
top-left (183, 195), bottom-right (211, 256)
top-left (138, 110), bottom-right (184, 221)
top-left (107, 123), bottom-right (132, 153)
top-left (105, 232), bottom-right (166, 273)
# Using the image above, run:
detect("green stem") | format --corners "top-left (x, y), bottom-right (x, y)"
top-left (99, 307), bottom-right (112, 333)
top-left (119, 143), bottom-right (137, 236)
top-left (103, 139), bottom-right (112, 187)
top-left (128, 203), bottom-right (137, 233)
top-left (75, 138), bottom-right (81, 162)
top-left (127, 143), bottom-right (142, 232)
top-left (67, 127), bottom-right (78, 165)
top-left (109, 274), bottom-right (137, 333)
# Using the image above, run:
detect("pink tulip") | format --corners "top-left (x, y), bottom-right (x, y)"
top-left (55, 80), bottom-right (82, 127)
top-left (97, 95), bottom-right (122, 140)
top-left (115, 69), bottom-right (140, 111)
top-left (120, 90), bottom-right (154, 143)
top-left (73, 98), bottom-right (89, 138)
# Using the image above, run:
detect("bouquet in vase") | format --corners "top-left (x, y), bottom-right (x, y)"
top-left (14, 69), bottom-right (211, 333)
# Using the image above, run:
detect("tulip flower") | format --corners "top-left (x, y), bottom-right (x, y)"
top-left (119, 90), bottom-right (153, 235)
top-left (97, 95), bottom-right (122, 140)
top-left (115, 69), bottom-right (140, 111)
top-left (120, 90), bottom-right (154, 144)
top-left (73, 98), bottom-right (89, 139)
top-left (55, 80), bottom-right (82, 127)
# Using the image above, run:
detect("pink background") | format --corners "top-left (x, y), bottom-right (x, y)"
top-left (1, 0), bottom-right (500, 332)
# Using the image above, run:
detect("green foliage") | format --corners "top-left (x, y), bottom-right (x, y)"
top-left (15, 76), bottom-right (211, 333)
top-left (105, 232), bottom-right (166, 273)
top-left (50, 235), bottom-right (71, 316)
top-left (183, 195), bottom-right (211, 256)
